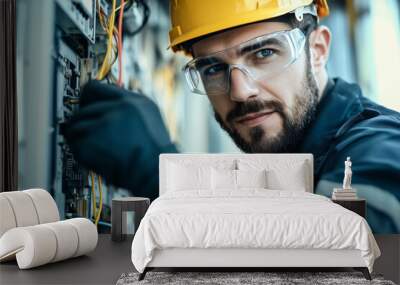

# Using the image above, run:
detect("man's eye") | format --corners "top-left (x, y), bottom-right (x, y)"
top-left (254, 48), bottom-right (274, 59)
top-left (203, 64), bottom-right (227, 76)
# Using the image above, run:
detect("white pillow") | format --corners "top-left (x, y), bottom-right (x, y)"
top-left (167, 162), bottom-right (211, 191)
top-left (267, 162), bottom-right (307, 191)
top-left (211, 169), bottom-right (268, 190)
top-left (237, 158), bottom-right (309, 191)
top-left (211, 168), bottom-right (236, 190)
top-left (236, 169), bottom-right (267, 188)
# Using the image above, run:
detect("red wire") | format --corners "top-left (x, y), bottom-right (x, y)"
top-left (117, 0), bottom-right (125, 87)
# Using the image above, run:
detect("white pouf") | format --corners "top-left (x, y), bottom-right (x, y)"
top-left (0, 189), bottom-right (98, 269)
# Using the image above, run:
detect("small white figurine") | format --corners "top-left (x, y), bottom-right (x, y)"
top-left (342, 157), bottom-right (352, 190)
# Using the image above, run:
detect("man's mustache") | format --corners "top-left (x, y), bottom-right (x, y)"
top-left (226, 100), bottom-right (284, 124)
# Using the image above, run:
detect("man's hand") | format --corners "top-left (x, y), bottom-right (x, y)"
top-left (62, 80), bottom-right (178, 200)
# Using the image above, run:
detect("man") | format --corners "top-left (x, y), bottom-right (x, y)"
top-left (65, 0), bottom-right (400, 233)
top-left (167, 0), bottom-right (400, 234)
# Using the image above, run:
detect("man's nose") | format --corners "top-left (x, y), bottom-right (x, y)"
top-left (229, 67), bottom-right (259, 102)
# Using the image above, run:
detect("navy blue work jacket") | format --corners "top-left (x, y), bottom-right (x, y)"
top-left (299, 78), bottom-right (400, 234)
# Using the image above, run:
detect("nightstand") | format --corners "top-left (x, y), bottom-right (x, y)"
top-left (111, 197), bottom-right (150, 242)
top-left (332, 198), bottom-right (366, 218)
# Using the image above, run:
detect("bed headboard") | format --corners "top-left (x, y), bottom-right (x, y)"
top-left (159, 153), bottom-right (314, 195)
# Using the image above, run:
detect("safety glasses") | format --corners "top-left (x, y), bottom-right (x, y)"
top-left (183, 28), bottom-right (306, 96)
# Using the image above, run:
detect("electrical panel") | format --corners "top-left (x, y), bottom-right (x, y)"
top-left (56, 0), bottom-right (96, 43)
top-left (51, 0), bottom-right (112, 230)
top-left (53, 38), bottom-right (89, 219)
top-left (17, 0), bottom-right (174, 232)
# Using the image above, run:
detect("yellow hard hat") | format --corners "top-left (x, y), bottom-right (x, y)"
top-left (169, 0), bottom-right (329, 53)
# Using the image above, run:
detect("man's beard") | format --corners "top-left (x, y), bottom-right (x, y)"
top-left (214, 63), bottom-right (319, 153)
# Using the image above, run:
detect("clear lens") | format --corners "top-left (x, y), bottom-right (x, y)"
top-left (183, 28), bottom-right (306, 95)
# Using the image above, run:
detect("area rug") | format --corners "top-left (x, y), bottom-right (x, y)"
top-left (116, 271), bottom-right (396, 285)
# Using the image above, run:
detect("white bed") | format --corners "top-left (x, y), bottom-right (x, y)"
top-left (131, 154), bottom-right (380, 280)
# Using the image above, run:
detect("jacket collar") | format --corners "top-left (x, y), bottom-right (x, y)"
top-left (299, 78), bottom-right (367, 169)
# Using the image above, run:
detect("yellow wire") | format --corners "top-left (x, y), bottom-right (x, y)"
top-left (95, 175), bottom-right (103, 225)
top-left (86, 0), bottom-right (117, 227)
top-left (91, 1), bottom-right (115, 226)
top-left (96, 0), bottom-right (120, 81)
top-left (90, 172), bottom-right (97, 221)
top-left (97, 0), bottom-right (117, 80)
top-left (104, 0), bottom-right (117, 78)
top-left (99, 27), bottom-right (119, 79)
top-left (101, 24), bottom-right (118, 79)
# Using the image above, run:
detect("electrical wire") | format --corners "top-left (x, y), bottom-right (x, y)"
top-left (95, 175), bottom-right (103, 225)
top-left (117, 0), bottom-right (126, 86)
top-left (116, 0), bottom-right (132, 12)
top-left (97, 220), bottom-right (112, 227)
top-left (96, 0), bottom-right (117, 81)
top-left (91, 0), bottom-right (124, 227)
top-left (96, 0), bottom-right (136, 83)
top-left (96, 14), bottom-right (115, 79)
top-left (90, 171), bottom-right (97, 222)
top-left (96, 0), bottom-right (108, 32)
top-left (97, 20), bottom-right (119, 82)
top-left (90, 171), bottom-right (103, 226)
top-left (105, 27), bottom-right (120, 82)
top-left (90, 0), bottom-right (132, 225)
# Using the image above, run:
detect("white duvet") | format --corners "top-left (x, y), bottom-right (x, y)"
top-left (131, 190), bottom-right (380, 273)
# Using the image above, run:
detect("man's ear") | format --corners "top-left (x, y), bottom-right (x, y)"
top-left (308, 25), bottom-right (331, 72)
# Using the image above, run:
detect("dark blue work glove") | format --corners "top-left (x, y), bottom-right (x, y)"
top-left (62, 80), bottom-right (178, 200)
